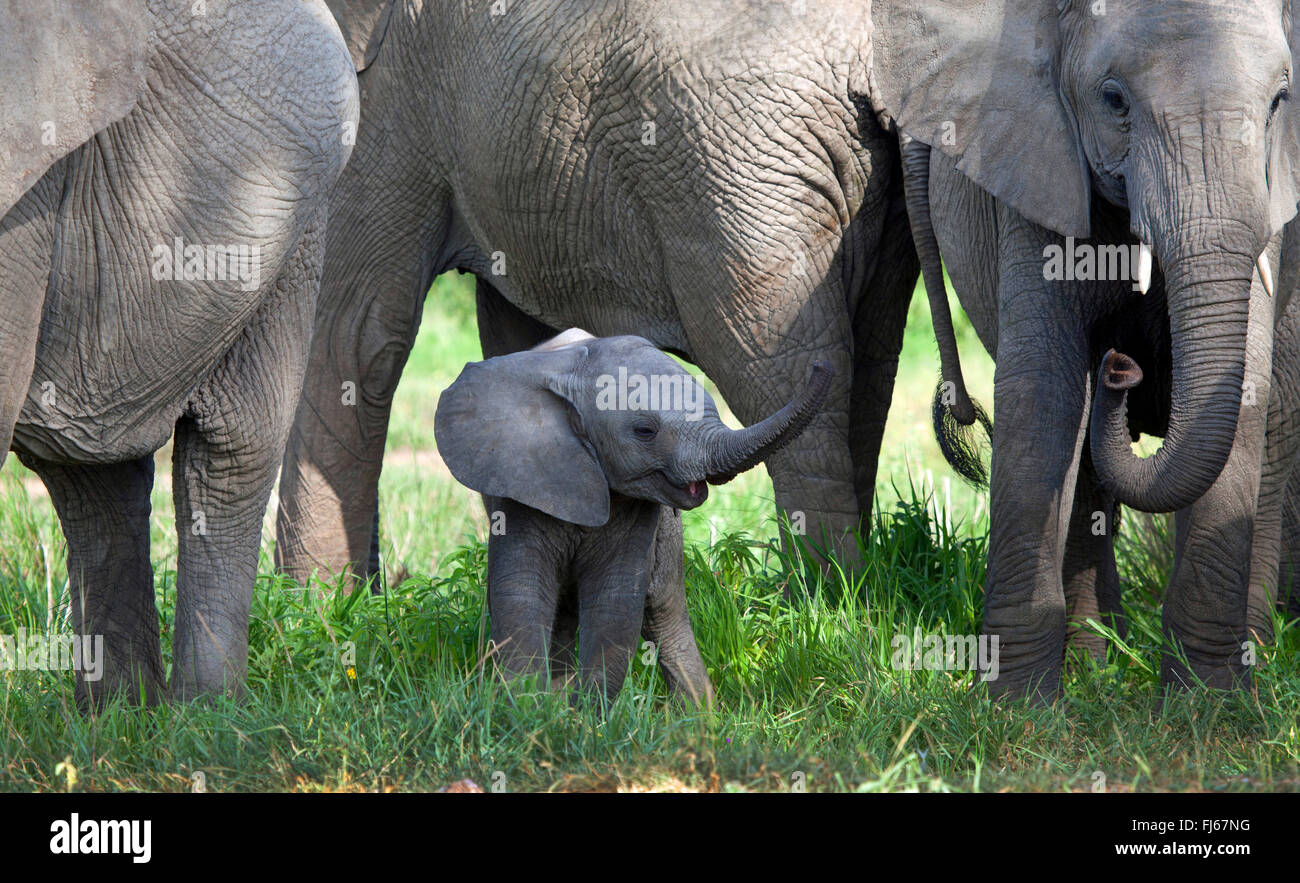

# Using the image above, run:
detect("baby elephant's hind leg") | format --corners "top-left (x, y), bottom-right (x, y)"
top-left (643, 509), bottom-right (713, 707)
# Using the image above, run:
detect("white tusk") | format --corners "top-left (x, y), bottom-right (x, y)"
top-left (1137, 242), bottom-right (1153, 294)
top-left (1257, 253), bottom-right (1275, 297)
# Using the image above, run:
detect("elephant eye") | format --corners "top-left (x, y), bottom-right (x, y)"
top-left (1271, 86), bottom-right (1289, 120)
top-left (1101, 83), bottom-right (1128, 115)
top-left (632, 422), bottom-right (657, 441)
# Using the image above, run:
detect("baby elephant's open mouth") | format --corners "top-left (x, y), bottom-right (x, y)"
top-left (661, 473), bottom-right (710, 508)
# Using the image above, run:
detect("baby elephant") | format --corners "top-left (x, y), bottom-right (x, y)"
top-left (436, 330), bottom-right (831, 704)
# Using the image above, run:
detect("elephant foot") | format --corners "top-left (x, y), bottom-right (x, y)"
top-left (1160, 653), bottom-right (1251, 692)
top-left (76, 656), bottom-right (167, 712)
top-left (779, 512), bottom-right (868, 600)
top-left (979, 604), bottom-right (1067, 703)
top-left (1244, 612), bottom-right (1274, 648)
top-left (985, 665), bottom-right (1063, 705)
top-left (492, 647), bottom-right (557, 694)
top-left (170, 663), bottom-right (251, 704)
top-left (1063, 632), bottom-right (1107, 670)
top-left (1064, 608), bottom-right (1128, 670)
top-left (981, 627), bottom-right (1064, 704)
top-left (1064, 612), bottom-right (1110, 664)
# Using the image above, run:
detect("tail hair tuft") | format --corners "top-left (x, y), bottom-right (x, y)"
top-left (932, 380), bottom-right (992, 488)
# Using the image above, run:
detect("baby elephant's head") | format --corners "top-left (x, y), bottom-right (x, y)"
top-left (435, 329), bottom-right (832, 526)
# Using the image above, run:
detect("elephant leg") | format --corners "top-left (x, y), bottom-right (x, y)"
top-left (472, 278), bottom-right (573, 683)
top-left (485, 497), bottom-right (563, 683)
top-left (1062, 460), bottom-right (1126, 664)
top-left (641, 508), bottom-right (713, 706)
top-left (172, 223), bottom-right (320, 698)
top-left (577, 580), bottom-right (646, 703)
top-left (850, 184), bottom-right (920, 536)
top-left (475, 276), bottom-right (559, 359)
top-left (576, 504), bottom-right (660, 702)
top-left (275, 275), bottom-right (424, 593)
top-left (981, 219), bottom-right (1092, 703)
top-left (693, 303), bottom-right (859, 571)
top-left (1281, 476), bottom-right (1300, 621)
top-left (1163, 271), bottom-right (1275, 691)
top-left (1246, 290), bottom-right (1300, 644)
top-left (274, 149), bottom-right (449, 590)
top-left (19, 454), bottom-right (164, 709)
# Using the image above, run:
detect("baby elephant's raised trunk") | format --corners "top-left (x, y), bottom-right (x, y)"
top-left (704, 362), bottom-right (833, 483)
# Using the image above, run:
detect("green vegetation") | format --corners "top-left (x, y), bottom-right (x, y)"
top-left (0, 273), bottom-right (1295, 792)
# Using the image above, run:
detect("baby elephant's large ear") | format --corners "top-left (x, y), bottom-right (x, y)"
top-left (435, 348), bottom-right (610, 527)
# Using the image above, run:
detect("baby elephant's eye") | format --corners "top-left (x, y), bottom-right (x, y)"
top-left (632, 423), bottom-right (658, 441)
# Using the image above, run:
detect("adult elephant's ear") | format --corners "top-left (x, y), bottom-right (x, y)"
top-left (871, 0), bottom-right (1092, 238)
top-left (323, 0), bottom-right (394, 72)
top-left (0, 0), bottom-right (150, 217)
top-left (435, 348), bottom-right (611, 528)
top-left (1265, 13), bottom-right (1300, 233)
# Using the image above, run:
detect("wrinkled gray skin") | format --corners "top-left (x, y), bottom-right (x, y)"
top-left (1251, 229), bottom-right (1300, 640)
top-left (276, 0), bottom-right (920, 587)
top-left (436, 330), bottom-right (831, 702)
top-left (0, 0), bottom-right (358, 706)
top-left (878, 0), bottom-right (1300, 700)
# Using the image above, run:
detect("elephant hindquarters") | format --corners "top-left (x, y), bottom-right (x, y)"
top-left (0, 174), bottom-right (59, 468)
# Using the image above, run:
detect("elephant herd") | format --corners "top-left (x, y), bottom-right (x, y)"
top-left (2, 0), bottom-right (1299, 710)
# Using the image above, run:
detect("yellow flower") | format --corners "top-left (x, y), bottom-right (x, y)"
top-left (346, 667), bottom-right (357, 680)
top-left (55, 756), bottom-right (78, 792)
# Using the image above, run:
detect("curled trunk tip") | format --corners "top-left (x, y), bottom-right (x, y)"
top-left (704, 361), bottom-right (833, 483)
top-left (1089, 256), bottom-right (1252, 513)
top-left (1100, 349), bottom-right (1143, 391)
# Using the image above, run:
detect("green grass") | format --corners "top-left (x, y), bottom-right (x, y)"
top-left (0, 274), bottom-right (1296, 792)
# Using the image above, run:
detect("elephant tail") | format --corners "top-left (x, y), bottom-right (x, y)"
top-left (901, 135), bottom-right (992, 488)
top-left (930, 382), bottom-right (992, 488)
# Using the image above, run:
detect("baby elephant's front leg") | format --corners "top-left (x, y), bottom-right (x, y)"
top-left (642, 509), bottom-right (713, 707)
top-left (575, 503), bottom-right (663, 701)
top-left (485, 497), bottom-right (563, 683)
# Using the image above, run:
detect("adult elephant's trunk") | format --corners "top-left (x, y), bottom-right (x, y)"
top-left (1089, 106), bottom-right (1275, 514)
top-left (1090, 231), bottom-right (1260, 513)
top-left (704, 361), bottom-right (833, 483)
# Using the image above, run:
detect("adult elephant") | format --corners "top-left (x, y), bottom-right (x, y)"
top-left (0, 0), bottom-right (358, 705)
top-left (875, 0), bottom-right (1300, 699)
top-left (274, 0), bottom-right (922, 586)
